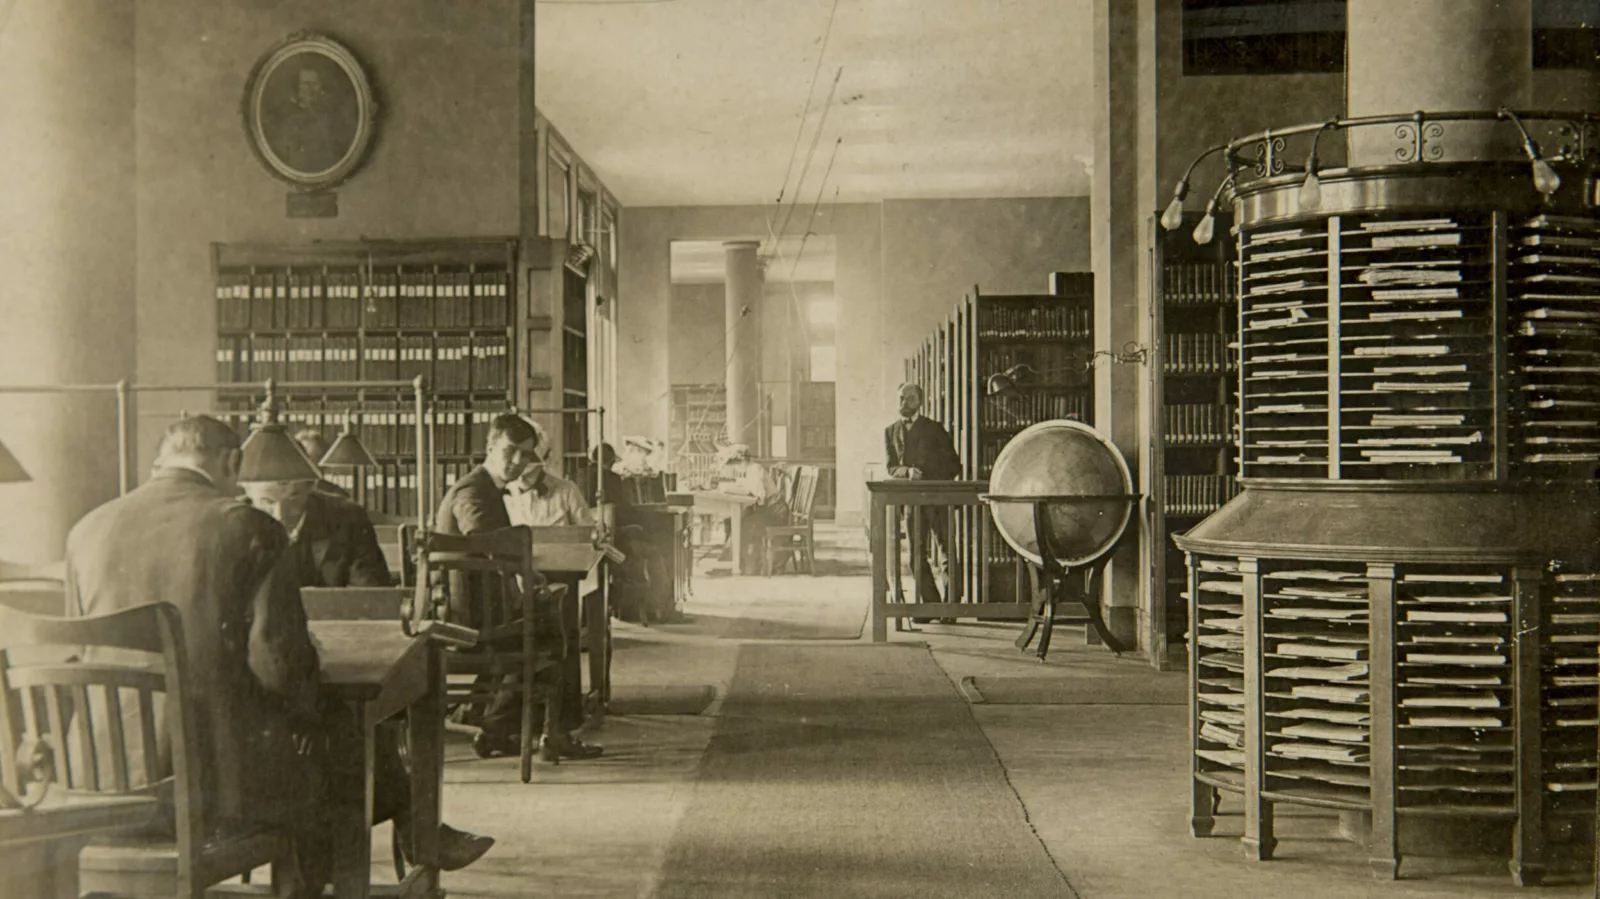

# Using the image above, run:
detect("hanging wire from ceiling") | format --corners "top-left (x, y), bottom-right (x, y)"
top-left (772, 0), bottom-right (842, 212)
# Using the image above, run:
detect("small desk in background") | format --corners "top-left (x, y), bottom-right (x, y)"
top-left (690, 491), bottom-right (757, 575)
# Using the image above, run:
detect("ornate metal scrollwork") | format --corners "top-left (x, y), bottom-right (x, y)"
top-left (1253, 135), bottom-right (1287, 177)
top-left (1421, 122), bottom-right (1445, 161)
top-left (1554, 120), bottom-right (1598, 163)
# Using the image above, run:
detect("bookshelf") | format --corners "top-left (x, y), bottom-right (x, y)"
top-left (213, 239), bottom-right (518, 520)
top-left (668, 383), bottom-right (727, 490)
top-left (1150, 214), bottom-right (1242, 664)
top-left (904, 277), bottom-right (1096, 605)
top-left (1175, 160), bottom-right (1600, 883)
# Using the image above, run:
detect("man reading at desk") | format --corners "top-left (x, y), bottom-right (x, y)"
top-left (66, 417), bottom-right (492, 898)
top-left (436, 413), bottom-right (601, 761)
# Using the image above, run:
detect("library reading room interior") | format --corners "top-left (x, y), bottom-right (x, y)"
top-left (4, 1), bottom-right (1600, 897)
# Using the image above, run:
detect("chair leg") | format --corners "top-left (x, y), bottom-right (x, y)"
top-left (520, 663), bottom-right (536, 785)
top-left (392, 825), bottom-right (407, 882)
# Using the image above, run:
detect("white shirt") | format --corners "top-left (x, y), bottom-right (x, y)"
top-left (505, 469), bottom-right (595, 528)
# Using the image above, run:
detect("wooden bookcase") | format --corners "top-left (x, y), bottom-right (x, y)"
top-left (904, 278), bottom-right (1097, 605)
top-left (1149, 214), bottom-right (1242, 661)
top-left (213, 239), bottom-right (518, 520)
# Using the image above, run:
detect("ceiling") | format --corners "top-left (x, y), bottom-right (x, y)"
top-left (670, 235), bottom-right (837, 284)
top-left (535, 0), bottom-right (1095, 208)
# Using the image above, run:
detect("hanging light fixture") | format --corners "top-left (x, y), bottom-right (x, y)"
top-left (320, 408), bottom-right (378, 468)
top-left (1160, 143), bottom-right (1231, 232)
top-left (0, 438), bottom-right (30, 484)
top-left (237, 380), bottom-right (322, 483)
top-left (1501, 108), bottom-right (1562, 197)
top-left (1191, 175), bottom-right (1236, 246)
top-left (1299, 121), bottom-right (1336, 211)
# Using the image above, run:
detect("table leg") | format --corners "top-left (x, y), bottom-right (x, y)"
top-left (560, 580), bottom-right (583, 729)
top-left (869, 493), bottom-right (887, 642)
top-left (585, 578), bottom-right (609, 712)
top-left (406, 648), bottom-right (444, 896)
top-left (729, 507), bottom-right (744, 576)
top-left (331, 704), bottom-right (376, 899)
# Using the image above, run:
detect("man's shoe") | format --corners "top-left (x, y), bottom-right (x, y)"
top-left (471, 731), bottom-right (519, 759)
top-left (538, 733), bottom-right (604, 763)
top-left (400, 823), bottom-right (495, 872)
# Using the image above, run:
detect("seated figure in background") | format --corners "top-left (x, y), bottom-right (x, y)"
top-left (714, 443), bottom-right (791, 571)
top-left (591, 442), bottom-right (671, 621)
top-left (243, 475), bottom-right (390, 588)
top-left (292, 428), bottom-right (352, 499)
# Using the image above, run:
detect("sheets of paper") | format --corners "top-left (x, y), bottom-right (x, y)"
top-left (1404, 610), bottom-right (1508, 624)
top-left (1291, 684), bottom-right (1371, 703)
top-left (1272, 741), bottom-right (1369, 763)
top-left (1267, 662), bottom-right (1369, 681)
top-left (1281, 722), bottom-right (1368, 743)
top-left (1277, 642), bottom-right (1367, 661)
top-left (1407, 714), bottom-right (1503, 728)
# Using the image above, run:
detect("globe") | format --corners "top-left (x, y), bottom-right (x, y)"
top-left (987, 419), bottom-right (1135, 567)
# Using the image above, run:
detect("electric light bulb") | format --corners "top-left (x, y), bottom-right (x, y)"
top-left (1160, 192), bottom-right (1187, 231)
top-left (1532, 158), bottom-right (1561, 197)
top-left (1298, 170), bottom-right (1321, 210)
top-left (1192, 211), bottom-right (1215, 246)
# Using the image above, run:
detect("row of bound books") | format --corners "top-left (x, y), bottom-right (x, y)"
top-left (976, 302), bottom-right (1093, 339)
top-left (216, 269), bottom-right (511, 331)
top-left (1163, 263), bottom-right (1238, 306)
top-left (215, 335), bottom-right (510, 392)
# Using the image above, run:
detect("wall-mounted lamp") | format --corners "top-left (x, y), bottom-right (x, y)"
top-left (985, 343), bottom-right (1150, 399)
top-left (1500, 108), bottom-right (1562, 197)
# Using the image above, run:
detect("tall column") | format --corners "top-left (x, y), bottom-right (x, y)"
top-left (724, 241), bottom-right (763, 449)
top-left (1347, 0), bottom-right (1532, 164)
top-left (0, 0), bottom-right (136, 564)
top-left (1093, 0), bottom-right (1155, 649)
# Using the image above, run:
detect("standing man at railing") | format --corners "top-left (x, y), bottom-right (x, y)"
top-left (884, 383), bottom-right (962, 618)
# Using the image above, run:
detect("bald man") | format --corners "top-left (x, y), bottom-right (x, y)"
top-left (884, 383), bottom-right (961, 615)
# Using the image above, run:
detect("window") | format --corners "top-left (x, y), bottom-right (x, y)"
top-left (548, 154), bottom-right (571, 239)
top-left (809, 345), bottom-right (836, 382)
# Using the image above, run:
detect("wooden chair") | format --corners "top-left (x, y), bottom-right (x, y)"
top-left (0, 559), bottom-right (66, 584)
top-left (762, 465), bottom-right (821, 575)
top-left (0, 602), bottom-right (298, 898)
top-left (410, 526), bottom-right (566, 784)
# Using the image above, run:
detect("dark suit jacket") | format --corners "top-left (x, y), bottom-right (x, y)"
top-left (65, 468), bottom-right (320, 829)
top-left (433, 465), bottom-right (511, 626)
top-left (291, 491), bottom-right (392, 588)
top-left (885, 415), bottom-right (963, 481)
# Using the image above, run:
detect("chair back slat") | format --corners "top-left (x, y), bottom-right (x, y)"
top-left (72, 685), bottom-right (101, 792)
top-left (414, 526), bottom-right (541, 636)
top-left (792, 466), bottom-right (821, 524)
top-left (0, 603), bottom-right (168, 656)
top-left (101, 684), bottom-right (130, 792)
top-left (7, 666), bottom-right (165, 693)
top-left (137, 687), bottom-right (161, 787)
top-left (44, 685), bottom-right (72, 788)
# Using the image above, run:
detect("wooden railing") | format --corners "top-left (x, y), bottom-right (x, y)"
top-left (866, 479), bottom-right (1032, 642)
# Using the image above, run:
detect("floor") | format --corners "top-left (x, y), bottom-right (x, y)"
top-left (393, 524), bottom-right (1596, 898)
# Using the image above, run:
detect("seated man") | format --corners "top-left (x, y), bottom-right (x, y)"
top-left (66, 417), bottom-right (490, 898)
top-left (435, 413), bottom-right (600, 761)
top-left (241, 471), bottom-right (491, 868)
top-left (714, 443), bottom-right (791, 570)
top-left (590, 442), bottom-right (670, 622)
top-left (505, 440), bottom-right (594, 529)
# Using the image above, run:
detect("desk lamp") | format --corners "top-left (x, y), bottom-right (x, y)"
top-left (237, 381), bottom-right (322, 483)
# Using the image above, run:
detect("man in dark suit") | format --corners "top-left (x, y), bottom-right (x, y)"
top-left (435, 413), bottom-right (600, 761)
top-left (240, 471), bottom-right (493, 871)
top-left (885, 383), bottom-right (963, 615)
top-left (243, 478), bottom-right (390, 588)
top-left (292, 428), bottom-right (352, 500)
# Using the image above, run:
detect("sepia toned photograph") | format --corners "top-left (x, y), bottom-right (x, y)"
top-left (0, 1), bottom-right (1597, 897)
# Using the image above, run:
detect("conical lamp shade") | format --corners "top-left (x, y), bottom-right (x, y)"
top-left (238, 424), bottom-right (322, 483)
top-left (0, 438), bottom-right (30, 483)
top-left (320, 431), bottom-right (378, 468)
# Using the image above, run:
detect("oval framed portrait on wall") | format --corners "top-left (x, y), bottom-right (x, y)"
top-left (242, 32), bottom-right (378, 190)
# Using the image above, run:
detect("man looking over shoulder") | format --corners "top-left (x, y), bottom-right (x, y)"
top-left (504, 429), bottom-right (594, 528)
top-left (884, 383), bottom-right (962, 617)
top-left (435, 413), bottom-right (601, 761)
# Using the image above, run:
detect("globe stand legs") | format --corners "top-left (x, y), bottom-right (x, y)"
top-left (1014, 503), bottom-right (1127, 660)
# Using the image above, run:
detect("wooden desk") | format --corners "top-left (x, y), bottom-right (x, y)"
top-left (529, 542), bottom-right (609, 716)
top-left (311, 621), bottom-right (444, 899)
top-left (691, 491), bottom-right (757, 575)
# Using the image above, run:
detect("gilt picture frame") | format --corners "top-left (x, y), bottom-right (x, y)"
top-left (242, 32), bottom-right (378, 191)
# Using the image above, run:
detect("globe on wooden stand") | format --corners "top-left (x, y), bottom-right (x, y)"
top-left (982, 420), bottom-right (1139, 660)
